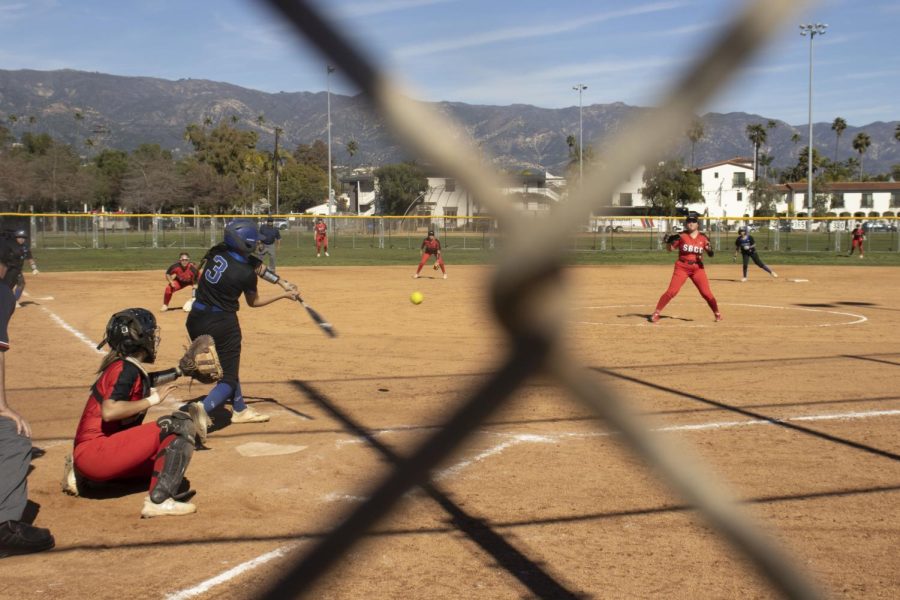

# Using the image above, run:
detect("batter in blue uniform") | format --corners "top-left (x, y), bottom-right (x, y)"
top-left (733, 227), bottom-right (777, 282)
top-left (186, 219), bottom-right (298, 439)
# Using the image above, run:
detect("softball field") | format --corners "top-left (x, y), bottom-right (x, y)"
top-left (2, 264), bottom-right (899, 599)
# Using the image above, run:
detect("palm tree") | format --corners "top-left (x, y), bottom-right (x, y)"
top-left (852, 132), bottom-right (871, 180)
top-left (203, 116), bottom-right (213, 128)
top-left (895, 123), bottom-right (900, 143)
top-left (746, 123), bottom-right (767, 180)
top-left (346, 139), bottom-right (358, 165)
top-left (831, 117), bottom-right (847, 163)
top-left (230, 114), bottom-right (239, 125)
top-left (686, 118), bottom-right (704, 168)
top-left (256, 114), bottom-right (265, 126)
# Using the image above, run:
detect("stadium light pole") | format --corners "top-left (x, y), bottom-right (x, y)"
top-left (800, 23), bottom-right (826, 251)
top-left (573, 84), bottom-right (587, 186)
top-left (327, 65), bottom-right (335, 216)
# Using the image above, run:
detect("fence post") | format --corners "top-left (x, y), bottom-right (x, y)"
top-left (92, 214), bottom-right (99, 249)
top-left (152, 214), bottom-right (159, 248)
top-left (210, 217), bottom-right (216, 247)
top-left (29, 210), bottom-right (37, 249)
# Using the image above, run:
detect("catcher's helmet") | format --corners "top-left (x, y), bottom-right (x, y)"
top-left (224, 219), bottom-right (260, 257)
top-left (14, 229), bottom-right (27, 238)
top-left (97, 308), bottom-right (159, 363)
top-left (738, 226), bottom-right (747, 233)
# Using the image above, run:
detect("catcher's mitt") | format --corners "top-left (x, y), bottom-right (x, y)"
top-left (179, 335), bottom-right (222, 384)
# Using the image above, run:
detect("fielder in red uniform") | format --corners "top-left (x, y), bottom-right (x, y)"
top-left (413, 230), bottom-right (446, 279)
top-left (162, 253), bottom-right (198, 311)
top-left (848, 223), bottom-right (865, 258)
top-left (63, 308), bottom-right (205, 518)
top-left (650, 215), bottom-right (721, 323)
top-left (314, 218), bottom-right (329, 257)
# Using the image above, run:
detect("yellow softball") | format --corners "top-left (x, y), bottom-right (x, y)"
top-left (410, 291), bottom-right (424, 305)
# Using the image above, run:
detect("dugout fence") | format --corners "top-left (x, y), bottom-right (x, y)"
top-left (5, 212), bottom-right (899, 256)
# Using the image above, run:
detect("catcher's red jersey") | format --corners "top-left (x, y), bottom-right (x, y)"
top-left (672, 232), bottom-right (710, 262)
top-left (166, 262), bottom-right (199, 284)
top-left (74, 359), bottom-right (149, 446)
top-left (421, 238), bottom-right (441, 254)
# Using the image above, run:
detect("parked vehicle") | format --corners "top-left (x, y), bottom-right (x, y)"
top-left (865, 222), bottom-right (897, 232)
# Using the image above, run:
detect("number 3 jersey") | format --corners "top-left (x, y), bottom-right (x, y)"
top-left (195, 246), bottom-right (260, 312)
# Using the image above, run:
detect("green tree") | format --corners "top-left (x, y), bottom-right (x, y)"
top-left (20, 132), bottom-right (54, 156)
top-left (641, 160), bottom-right (702, 215)
top-left (749, 178), bottom-right (778, 216)
top-left (184, 122), bottom-right (259, 178)
top-left (830, 117), bottom-right (847, 163)
top-left (120, 144), bottom-right (183, 212)
top-left (894, 124), bottom-right (900, 143)
top-left (852, 132), bottom-right (871, 180)
top-left (781, 146), bottom-right (823, 183)
top-left (374, 162), bottom-right (429, 215)
top-left (278, 161), bottom-right (329, 212)
top-left (745, 123), bottom-right (768, 180)
top-left (92, 149), bottom-right (129, 206)
top-left (686, 118), bottom-right (704, 168)
top-left (346, 139), bottom-right (359, 165)
top-left (293, 140), bottom-right (330, 171)
top-left (891, 164), bottom-right (900, 182)
top-left (28, 143), bottom-right (90, 213)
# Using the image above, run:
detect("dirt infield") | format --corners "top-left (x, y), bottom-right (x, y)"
top-left (2, 264), bottom-right (899, 599)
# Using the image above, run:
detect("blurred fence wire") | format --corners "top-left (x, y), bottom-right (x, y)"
top-left (255, 0), bottom-right (822, 597)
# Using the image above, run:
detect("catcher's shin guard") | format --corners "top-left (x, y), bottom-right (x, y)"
top-left (156, 411), bottom-right (196, 445)
top-left (149, 435), bottom-right (194, 504)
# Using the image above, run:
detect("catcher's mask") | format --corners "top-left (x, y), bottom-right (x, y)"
top-left (427, 230), bottom-right (435, 236)
top-left (224, 219), bottom-right (260, 257)
top-left (14, 229), bottom-right (27, 239)
top-left (97, 308), bottom-right (160, 363)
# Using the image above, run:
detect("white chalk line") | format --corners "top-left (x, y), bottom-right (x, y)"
top-left (571, 303), bottom-right (868, 328)
top-left (165, 543), bottom-right (302, 600)
top-left (22, 291), bottom-right (55, 301)
top-left (170, 405), bottom-right (900, 598)
top-left (39, 305), bottom-right (104, 354)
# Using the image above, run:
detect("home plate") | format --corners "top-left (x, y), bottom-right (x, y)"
top-left (235, 442), bottom-right (308, 457)
top-left (787, 279), bottom-right (809, 283)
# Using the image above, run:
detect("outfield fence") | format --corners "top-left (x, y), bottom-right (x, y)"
top-left (3, 212), bottom-right (899, 255)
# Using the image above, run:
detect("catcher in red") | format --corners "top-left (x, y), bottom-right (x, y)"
top-left (413, 230), bottom-right (446, 279)
top-left (650, 214), bottom-right (722, 323)
top-left (61, 308), bottom-right (222, 518)
top-left (162, 253), bottom-right (199, 312)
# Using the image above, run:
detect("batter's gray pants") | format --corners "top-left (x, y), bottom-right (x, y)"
top-left (0, 417), bottom-right (31, 523)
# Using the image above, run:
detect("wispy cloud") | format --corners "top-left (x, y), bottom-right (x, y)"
top-left (0, 0), bottom-right (55, 23)
top-left (844, 68), bottom-right (900, 80)
top-left (339, 0), bottom-right (458, 18)
top-left (394, 1), bottom-right (685, 58)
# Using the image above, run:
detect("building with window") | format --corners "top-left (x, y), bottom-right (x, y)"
top-left (774, 182), bottom-right (900, 219)
top-left (694, 157), bottom-right (755, 218)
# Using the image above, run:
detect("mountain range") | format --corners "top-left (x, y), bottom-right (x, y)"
top-left (0, 69), bottom-right (897, 177)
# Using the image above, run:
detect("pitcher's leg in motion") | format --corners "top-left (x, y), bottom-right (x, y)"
top-left (650, 265), bottom-right (689, 323)
top-left (690, 268), bottom-right (721, 321)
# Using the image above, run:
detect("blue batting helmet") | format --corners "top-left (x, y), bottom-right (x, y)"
top-left (224, 219), bottom-right (260, 257)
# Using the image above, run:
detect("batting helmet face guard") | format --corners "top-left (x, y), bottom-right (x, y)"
top-left (97, 308), bottom-right (160, 363)
top-left (224, 219), bottom-right (260, 257)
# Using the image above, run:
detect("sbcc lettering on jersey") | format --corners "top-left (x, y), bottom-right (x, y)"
top-left (682, 244), bottom-right (705, 254)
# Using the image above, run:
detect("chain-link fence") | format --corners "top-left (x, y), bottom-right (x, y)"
top-left (6, 212), bottom-right (899, 256)
top-left (250, 0), bottom-right (824, 597)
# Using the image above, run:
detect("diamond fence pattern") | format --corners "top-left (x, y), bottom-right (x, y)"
top-left (278, 0), bottom-right (820, 596)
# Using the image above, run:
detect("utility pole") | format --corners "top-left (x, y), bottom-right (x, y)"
top-left (800, 23), bottom-right (827, 250)
top-left (327, 65), bottom-right (335, 215)
top-left (274, 127), bottom-right (282, 215)
top-left (573, 84), bottom-right (588, 186)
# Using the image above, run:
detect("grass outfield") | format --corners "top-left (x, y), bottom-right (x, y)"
top-left (33, 242), bottom-right (900, 272)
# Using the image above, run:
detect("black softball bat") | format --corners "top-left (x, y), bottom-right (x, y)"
top-left (298, 298), bottom-right (337, 338)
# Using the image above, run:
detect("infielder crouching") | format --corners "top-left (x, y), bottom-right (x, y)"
top-left (63, 309), bottom-right (207, 518)
top-left (162, 253), bottom-right (198, 312)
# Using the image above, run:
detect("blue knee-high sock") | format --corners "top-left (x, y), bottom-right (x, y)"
top-left (203, 382), bottom-right (235, 413)
top-left (14, 286), bottom-right (23, 301)
top-left (232, 382), bottom-right (247, 412)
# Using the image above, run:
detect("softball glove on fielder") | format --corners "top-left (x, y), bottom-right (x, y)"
top-left (178, 335), bottom-right (223, 384)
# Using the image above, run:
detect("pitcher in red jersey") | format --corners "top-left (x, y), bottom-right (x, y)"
top-left (650, 214), bottom-right (721, 323)
top-left (413, 230), bottom-right (447, 279)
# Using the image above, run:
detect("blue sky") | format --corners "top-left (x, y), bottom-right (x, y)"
top-left (1, 0), bottom-right (897, 126)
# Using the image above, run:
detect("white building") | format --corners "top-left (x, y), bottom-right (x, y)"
top-left (694, 157), bottom-right (755, 217)
top-left (775, 181), bottom-right (900, 219)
